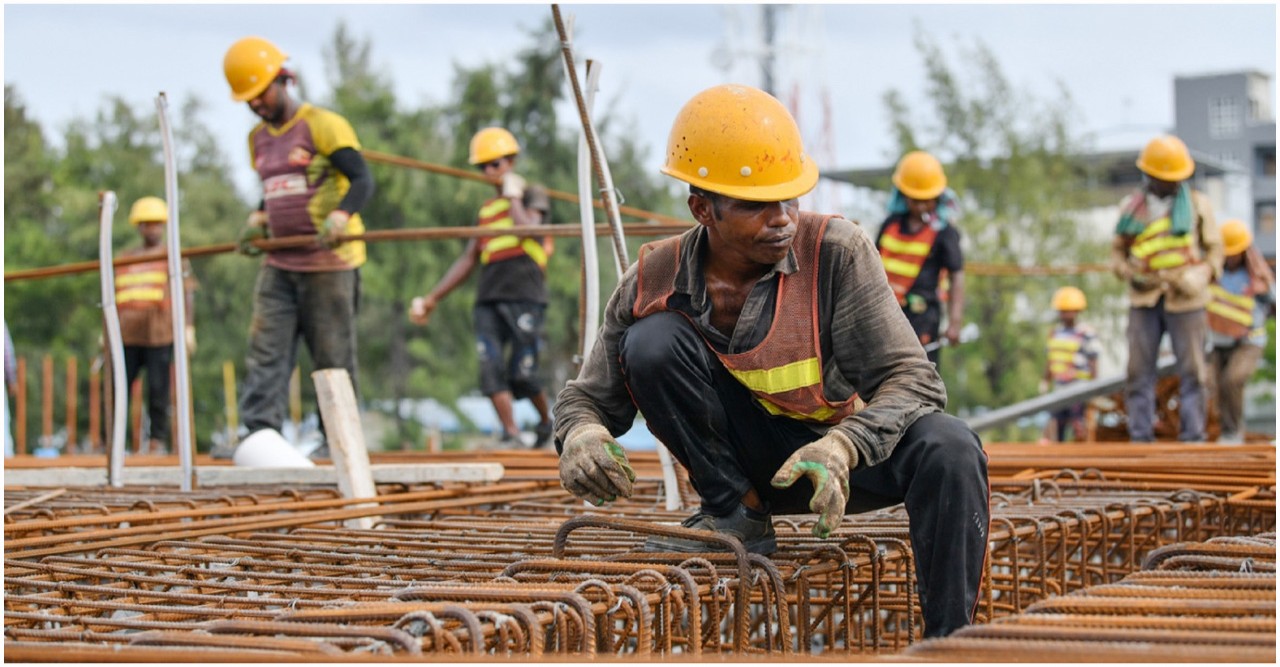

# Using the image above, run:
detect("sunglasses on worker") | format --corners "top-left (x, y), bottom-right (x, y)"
top-left (477, 159), bottom-right (505, 171)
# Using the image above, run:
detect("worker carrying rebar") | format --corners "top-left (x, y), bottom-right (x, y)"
top-left (552, 84), bottom-right (989, 638)
top-left (409, 127), bottom-right (555, 448)
top-left (115, 196), bottom-right (198, 455)
top-left (1112, 135), bottom-right (1222, 442)
top-left (1039, 286), bottom-right (1099, 443)
top-left (874, 150), bottom-right (966, 366)
top-left (223, 36), bottom-right (375, 454)
top-left (1205, 219), bottom-right (1274, 444)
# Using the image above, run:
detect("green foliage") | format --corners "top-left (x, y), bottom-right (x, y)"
top-left (881, 30), bottom-right (1123, 428)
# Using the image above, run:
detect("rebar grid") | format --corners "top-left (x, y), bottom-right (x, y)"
top-left (5, 443), bottom-right (1275, 660)
top-left (904, 532), bottom-right (1276, 663)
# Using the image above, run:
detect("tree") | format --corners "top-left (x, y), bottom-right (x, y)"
top-left (880, 29), bottom-right (1123, 440)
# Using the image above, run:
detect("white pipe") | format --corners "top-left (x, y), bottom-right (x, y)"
top-left (156, 92), bottom-right (195, 491)
top-left (576, 58), bottom-right (602, 362)
top-left (98, 192), bottom-right (127, 488)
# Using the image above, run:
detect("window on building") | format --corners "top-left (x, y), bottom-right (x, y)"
top-left (1257, 202), bottom-right (1276, 239)
top-left (1208, 97), bottom-right (1243, 138)
top-left (1256, 146), bottom-right (1277, 177)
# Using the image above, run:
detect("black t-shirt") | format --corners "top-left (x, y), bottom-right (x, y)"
top-left (476, 185), bottom-right (552, 305)
top-left (874, 214), bottom-right (964, 304)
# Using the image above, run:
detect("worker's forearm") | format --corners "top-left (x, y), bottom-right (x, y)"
top-left (427, 251), bottom-right (476, 301)
top-left (947, 272), bottom-right (965, 325)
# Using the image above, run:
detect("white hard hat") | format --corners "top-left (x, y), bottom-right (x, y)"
top-left (233, 428), bottom-right (315, 468)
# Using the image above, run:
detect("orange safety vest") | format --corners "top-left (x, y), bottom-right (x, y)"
top-left (1046, 328), bottom-right (1093, 384)
top-left (878, 219), bottom-right (939, 306)
top-left (476, 197), bottom-right (551, 268)
top-left (1127, 216), bottom-right (1196, 273)
top-left (1206, 283), bottom-right (1258, 339)
top-left (633, 213), bottom-right (862, 424)
top-left (114, 258), bottom-right (170, 310)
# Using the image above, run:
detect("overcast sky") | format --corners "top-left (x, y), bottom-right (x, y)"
top-left (4, 3), bottom-right (1276, 207)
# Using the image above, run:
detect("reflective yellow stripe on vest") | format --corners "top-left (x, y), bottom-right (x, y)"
top-left (1207, 284), bottom-right (1255, 327)
top-left (879, 234), bottom-right (933, 257)
top-left (1130, 217), bottom-right (1194, 271)
top-left (755, 397), bottom-right (840, 422)
top-left (116, 271), bottom-right (167, 288)
top-left (478, 199), bottom-right (549, 268)
top-left (882, 256), bottom-right (924, 279)
top-left (728, 357), bottom-right (823, 395)
top-left (116, 287), bottom-right (165, 304)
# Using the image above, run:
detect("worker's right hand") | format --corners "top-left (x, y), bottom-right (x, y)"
top-left (771, 430), bottom-right (859, 538)
top-left (408, 295), bottom-right (438, 326)
top-left (559, 423), bottom-right (635, 505)
top-left (501, 171), bottom-right (527, 200)
top-left (238, 211), bottom-right (269, 256)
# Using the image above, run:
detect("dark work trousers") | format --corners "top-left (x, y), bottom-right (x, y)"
top-left (1125, 299), bottom-right (1207, 441)
top-left (240, 265), bottom-right (360, 433)
top-left (123, 344), bottom-right (173, 444)
top-left (619, 312), bottom-right (990, 638)
top-left (1207, 341), bottom-right (1264, 437)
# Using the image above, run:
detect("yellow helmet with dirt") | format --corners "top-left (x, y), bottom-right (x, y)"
top-left (1220, 219), bottom-right (1253, 256)
top-left (224, 36), bottom-right (287, 102)
top-left (1051, 286), bottom-right (1087, 312)
top-left (469, 127), bottom-right (521, 165)
top-left (661, 84), bottom-right (818, 202)
top-left (128, 196), bottom-right (168, 226)
top-left (892, 151), bottom-right (948, 200)
top-left (1136, 135), bottom-right (1195, 182)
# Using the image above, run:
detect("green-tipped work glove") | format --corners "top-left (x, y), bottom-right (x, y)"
top-left (317, 210), bottom-right (350, 249)
top-left (771, 430), bottom-right (859, 538)
top-left (559, 423), bottom-right (636, 506)
top-left (238, 211), bottom-right (270, 257)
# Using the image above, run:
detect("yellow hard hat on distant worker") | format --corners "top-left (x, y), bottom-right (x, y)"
top-left (1220, 219), bottom-right (1253, 256)
top-left (892, 151), bottom-right (948, 200)
top-left (1136, 135), bottom-right (1195, 182)
top-left (660, 84), bottom-right (818, 202)
top-left (223, 36), bottom-right (287, 102)
top-left (128, 196), bottom-right (168, 226)
top-left (469, 127), bottom-right (520, 165)
top-left (1051, 286), bottom-right (1087, 312)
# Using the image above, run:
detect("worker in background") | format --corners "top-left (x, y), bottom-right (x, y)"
top-left (874, 150), bottom-right (965, 366)
top-left (1205, 220), bottom-right (1274, 444)
top-left (1112, 135), bottom-right (1222, 442)
top-left (553, 84), bottom-right (988, 638)
top-left (224, 36), bottom-right (374, 457)
top-left (116, 196), bottom-right (197, 455)
top-left (1039, 286), bottom-right (1099, 443)
top-left (409, 127), bottom-right (555, 449)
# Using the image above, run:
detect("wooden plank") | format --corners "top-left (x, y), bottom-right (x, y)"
top-left (2, 463), bottom-right (503, 488)
top-left (313, 368), bottom-right (378, 530)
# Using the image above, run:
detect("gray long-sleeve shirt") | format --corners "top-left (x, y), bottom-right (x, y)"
top-left (553, 215), bottom-right (948, 470)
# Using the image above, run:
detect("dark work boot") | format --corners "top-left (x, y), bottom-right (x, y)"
top-left (643, 503), bottom-right (777, 555)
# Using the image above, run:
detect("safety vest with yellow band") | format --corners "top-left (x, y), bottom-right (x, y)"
top-left (877, 219), bottom-right (939, 306)
top-left (477, 197), bottom-right (551, 268)
top-left (1206, 283), bottom-right (1261, 339)
top-left (115, 258), bottom-right (170, 310)
top-left (1046, 326), bottom-right (1094, 384)
top-left (1128, 216), bottom-right (1197, 273)
top-left (633, 213), bottom-right (863, 424)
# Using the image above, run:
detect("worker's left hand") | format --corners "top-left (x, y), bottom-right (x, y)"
top-left (501, 172), bottom-right (527, 200)
top-left (559, 423), bottom-right (636, 505)
top-left (945, 322), bottom-right (962, 346)
top-left (771, 430), bottom-right (859, 538)
top-left (184, 325), bottom-right (197, 356)
top-left (317, 210), bottom-right (350, 249)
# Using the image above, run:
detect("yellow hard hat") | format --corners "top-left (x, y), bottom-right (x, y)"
top-left (1220, 219), bottom-right (1253, 256)
top-left (469, 127), bottom-right (520, 165)
top-left (224, 36), bottom-right (287, 102)
top-left (1136, 135), bottom-right (1195, 182)
top-left (128, 196), bottom-right (168, 226)
top-left (892, 151), bottom-right (947, 200)
top-left (1051, 286), bottom-right (1087, 312)
top-left (660, 84), bottom-right (818, 202)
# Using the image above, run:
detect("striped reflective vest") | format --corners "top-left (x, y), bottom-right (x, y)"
top-left (878, 219), bottom-right (938, 306)
top-left (1206, 283), bottom-right (1259, 339)
top-left (633, 213), bottom-right (862, 424)
top-left (477, 197), bottom-right (550, 268)
top-left (1046, 327), bottom-right (1093, 384)
top-left (1129, 216), bottom-right (1196, 273)
top-left (115, 258), bottom-right (170, 310)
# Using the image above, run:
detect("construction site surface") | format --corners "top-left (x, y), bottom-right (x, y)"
top-left (3, 441), bottom-right (1275, 662)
